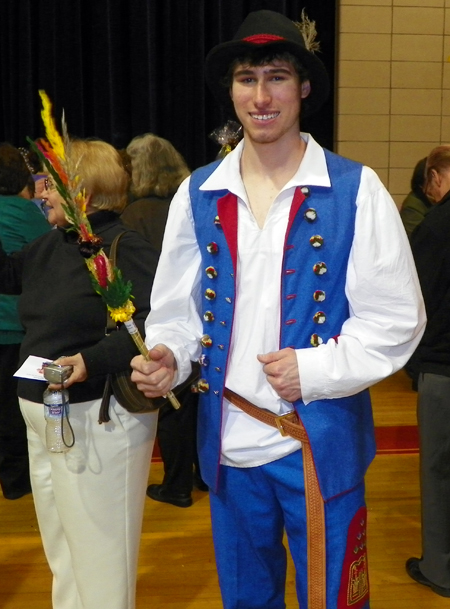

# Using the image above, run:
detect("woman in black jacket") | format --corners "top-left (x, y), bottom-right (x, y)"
top-left (0, 139), bottom-right (159, 609)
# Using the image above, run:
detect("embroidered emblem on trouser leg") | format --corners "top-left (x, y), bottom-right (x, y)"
top-left (338, 506), bottom-right (370, 608)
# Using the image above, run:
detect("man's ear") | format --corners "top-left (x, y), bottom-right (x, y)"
top-left (301, 80), bottom-right (311, 99)
top-left (431, 169), bottom-right (441, 186)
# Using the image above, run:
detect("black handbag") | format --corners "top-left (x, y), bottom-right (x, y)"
top-left (99, 365), bottom-right (200, 422)
top-left (98, 232), bottom-right (199, 423)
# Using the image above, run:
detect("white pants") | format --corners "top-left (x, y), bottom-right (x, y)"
top-left (20, 395), bottom-right (158, 609)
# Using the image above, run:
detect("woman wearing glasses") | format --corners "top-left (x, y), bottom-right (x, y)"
top-left (0, 139), bottom-right (159, 609)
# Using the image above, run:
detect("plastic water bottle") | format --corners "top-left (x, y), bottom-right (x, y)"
top-left (43, 387), bottom-right (74, 453)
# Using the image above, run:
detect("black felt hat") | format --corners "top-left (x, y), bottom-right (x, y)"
top-left (205, 10), bottom-right (330, 117)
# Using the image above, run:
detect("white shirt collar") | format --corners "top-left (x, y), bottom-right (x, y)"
top-left (200, 132), bottom-right (331, 198)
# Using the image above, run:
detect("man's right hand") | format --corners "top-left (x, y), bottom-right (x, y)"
top-left (130, 344), bottom-right (177, 398)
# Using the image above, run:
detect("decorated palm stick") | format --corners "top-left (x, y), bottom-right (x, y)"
top-left (94, 263), bottom-right (180, 410)
top-left (29, 90), bottom-right (180, 410)
top-left (123, 319), bottom-right (181, 409)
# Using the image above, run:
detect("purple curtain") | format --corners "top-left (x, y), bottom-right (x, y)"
top-left (0, 0), bottom-right (336, 170)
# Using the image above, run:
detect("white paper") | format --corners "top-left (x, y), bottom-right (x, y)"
top-left (14, 355), bottom-right (53, 381)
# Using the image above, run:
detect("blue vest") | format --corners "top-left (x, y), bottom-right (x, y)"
top-left (189, 149), bottom-right (376, 501)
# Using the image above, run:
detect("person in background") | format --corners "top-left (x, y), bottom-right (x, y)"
top-left (121, 133), bottom-right (190, 251)
top-left (400, 157), bottom-right (435, 238)
top-left (0, 139), bottom-right (159, 609)
top-left (406, 145), bottom-right (450, 598)
top-left (0, 142), bottom-right (50, 500)
top-left (131, 10), bottom-right (426, 609)
top-left (122, 133), bottom-right (206, 507)
top-left (18, 145), bottom-right (48, 217)
top-left (401, 158), bottom-right (436, 386)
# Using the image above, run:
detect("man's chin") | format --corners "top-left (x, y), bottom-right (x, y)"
top-left (248, 132), bottom-right (282, 145)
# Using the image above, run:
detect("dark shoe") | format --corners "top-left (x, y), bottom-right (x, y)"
top-left (406, 557), bottom-right (450, 597)
top-left (146, 484), bottom-right (192, 508)
top-left (2, 486), bottom-right (32, 500)
top-left (193, 472), bottom-right (208, 492)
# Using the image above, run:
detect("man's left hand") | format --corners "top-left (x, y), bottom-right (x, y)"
top-left (257, 348), bottom-right (302, 403)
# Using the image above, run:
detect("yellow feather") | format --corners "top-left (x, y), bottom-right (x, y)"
top-left (38, 90), bottom-right (65, 160)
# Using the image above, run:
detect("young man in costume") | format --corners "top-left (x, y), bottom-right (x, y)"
top-left (131, 10), bottom-right (425, 609)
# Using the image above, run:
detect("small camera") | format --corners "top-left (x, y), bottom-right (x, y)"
top-left (43, 362), bottom-right (73, 384)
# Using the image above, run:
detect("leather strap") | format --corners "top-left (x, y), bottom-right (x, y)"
top-left (223, 388), bottom-right (326, 609)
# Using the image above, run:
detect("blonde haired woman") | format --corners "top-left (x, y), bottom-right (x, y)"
top-left (121, 133), bottom-right (190, 251)
top-left (121, 135), bottom-right (206, 508)
top-left (0, 138), bottom-right (159, 609)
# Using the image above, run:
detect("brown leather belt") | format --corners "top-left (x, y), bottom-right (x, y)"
top-left (224, 388), bottom-right (326, 609)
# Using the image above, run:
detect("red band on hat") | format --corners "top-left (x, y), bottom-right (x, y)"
top-left (243, 34), bottom-right (285, 44)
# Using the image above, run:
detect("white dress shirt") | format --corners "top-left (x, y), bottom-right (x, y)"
top-left (145, 134), bottom-right (426, 468)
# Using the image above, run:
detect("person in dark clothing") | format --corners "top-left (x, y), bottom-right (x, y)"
top-left (0, 142), bottom-right (50, 500)
top-left (0, 139), bottom-right (159, 609)
top-left (121, 133), bottom-right (207, 507)
top-left (400, 157), bottom-right (435, 238)
top-left (406, 144), bottom-right (450, 598)
top-left (121, 133), bottom-right (190, 251)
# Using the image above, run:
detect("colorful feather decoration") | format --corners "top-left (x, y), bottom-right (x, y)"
top-left (28, 91), bottom-right (134, 322)
top-left (39, 90), bottom-right (66, 160)
top-left (28, 91), bottom-right (180, 409)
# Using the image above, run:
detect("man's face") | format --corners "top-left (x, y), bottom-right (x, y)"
top-left (230, 59), bottom-right (310, 146)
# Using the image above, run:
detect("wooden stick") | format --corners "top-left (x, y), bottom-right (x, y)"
top-left (124, 320), bottom-right (181, 410)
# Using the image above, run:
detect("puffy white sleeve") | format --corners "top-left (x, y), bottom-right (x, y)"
top-left (297, 166), bottom-right (426, 404)
top-left (144, 177), bottom-right (203, 385)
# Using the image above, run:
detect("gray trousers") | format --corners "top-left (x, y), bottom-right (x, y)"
top-left (418, 372), bottom-right (450, 588)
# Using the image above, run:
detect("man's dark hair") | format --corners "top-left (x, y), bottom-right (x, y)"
top-left (410, 157), bottom-right (427, 196)
top-left (221, 50), bottom-right (310, 90)
top-left (0, 142), bottom-right (34, 196)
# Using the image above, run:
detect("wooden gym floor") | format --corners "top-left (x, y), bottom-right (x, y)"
top-left (1, 370), bottom-right (446, 608)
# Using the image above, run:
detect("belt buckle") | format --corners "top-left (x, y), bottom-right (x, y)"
top-left (274, 411), bottom-right (295, 437)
